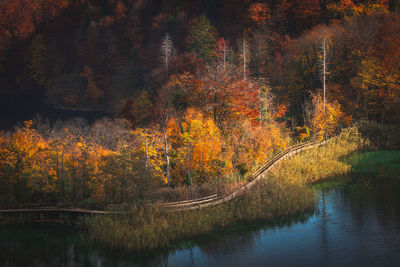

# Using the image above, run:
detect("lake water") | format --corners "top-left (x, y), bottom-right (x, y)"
top-left (0, 95), bottom-right (108, 131)
top-left (1, 151), bottom-right (400, 266)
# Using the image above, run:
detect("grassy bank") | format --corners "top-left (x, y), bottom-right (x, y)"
top-left (84, 127), bottom-right (366, 252)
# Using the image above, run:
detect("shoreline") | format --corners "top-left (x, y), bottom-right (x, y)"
top-left (83, 127), bottom-right (367, 252)
top-left (4, 126), bottom-right (394, 253)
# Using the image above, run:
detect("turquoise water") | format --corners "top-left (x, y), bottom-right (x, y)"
top-left (1, 151), bottom-right (400, 266)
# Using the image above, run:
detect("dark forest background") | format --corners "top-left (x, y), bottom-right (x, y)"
top-left (1, 0), bottom-right (400, 125)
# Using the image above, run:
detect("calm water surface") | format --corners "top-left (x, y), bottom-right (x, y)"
top-left (1, 151), bottom-right (400, 267)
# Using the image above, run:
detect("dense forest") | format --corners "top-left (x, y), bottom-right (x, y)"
top-left (1, 0), bottom-right (400, 206)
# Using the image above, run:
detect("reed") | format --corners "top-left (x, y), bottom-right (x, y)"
top-left (149, 181), bottom-right (244, 202)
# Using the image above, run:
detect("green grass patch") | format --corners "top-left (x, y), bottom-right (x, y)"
top-left (345, 150), bottom-right (400, 177)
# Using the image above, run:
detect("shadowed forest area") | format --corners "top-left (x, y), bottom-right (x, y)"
top-left (1, 0), bottom-right (400, 207)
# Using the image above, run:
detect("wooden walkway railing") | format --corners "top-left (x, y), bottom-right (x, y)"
top-left (157, 138), bottom-right (332, 211)
top-left (0, 138), bottom-right (333, 215)
top-left (0, 207), bottom-right (108, 214)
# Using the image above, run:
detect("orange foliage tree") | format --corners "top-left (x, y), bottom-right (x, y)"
top-left (202, 64), bottom-right (260, 128)
top-left (248, 3), bottom-right (271, 26)
top-left (228, 119), bottom-right (287, 176)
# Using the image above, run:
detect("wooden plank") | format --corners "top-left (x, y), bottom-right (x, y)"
top-left (0, 207), bottom-right (107, 214)
top-left (151, 194), bottom-right (218, 206)
top-left (165, 196), bottom-right (220, 207)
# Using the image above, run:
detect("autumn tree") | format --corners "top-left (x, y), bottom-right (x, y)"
top-left (0, 121), bottom-right (49, 204)
top-left (167, 108), bottom-right (231, 185)
top-left (248, 3), bottom-right (271, 26)
top-left (310, 94), bottom-right (343, 140)
top-left (215, 37), bottom-right (230, 68)
top-left (326, 0), bottom-right (360, 21)
top-left (80, 65), bottom-right (104, 104)
top-left (131, 128), bottom-right (166, 198)
top-left (202, 63), bottom-right (260, 128)
top-left (163, 72), bottom-right (205, 114)
top-left (351, 56), bottom-right (400, 123)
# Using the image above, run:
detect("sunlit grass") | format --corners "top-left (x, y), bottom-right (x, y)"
top-left (273, 127), bottom-right (365, 185)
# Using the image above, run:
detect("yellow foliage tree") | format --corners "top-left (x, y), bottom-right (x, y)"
top-left (229, 119), bottom-right (287, 176)
top-left (0, 121), bottom-right (56, 203)
top-left (311, 95), bottom-right (343, 140)
top-left (131, 128), bottom-right (166, 185)
top-left (168, 108), bottom-right (232, 185)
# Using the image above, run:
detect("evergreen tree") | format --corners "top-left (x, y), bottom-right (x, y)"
top-left (186, 15), bottom-right (216, 63)
top-left (30, 34), bottom-right (47, 86)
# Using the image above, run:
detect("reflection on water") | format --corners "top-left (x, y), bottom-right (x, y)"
top-left (1, 151), bottom-right (400, 266)
top-left (166, 176), bottom-right (400, 267)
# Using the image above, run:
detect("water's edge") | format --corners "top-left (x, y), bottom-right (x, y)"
top-left (1, 150), bottom-right (400, 266)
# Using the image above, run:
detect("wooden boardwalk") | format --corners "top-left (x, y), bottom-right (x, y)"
top-left (0, 138), bottom-right (333, 215)
top-left (0, 207), bottom-right (108, 214)
top-left (158, 138), bottom-right (333, 210)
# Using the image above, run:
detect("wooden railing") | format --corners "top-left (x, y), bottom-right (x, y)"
top-left (156, 138), bottom-right (333, 211)
top-left (0, 206), bottom-right (108, 214)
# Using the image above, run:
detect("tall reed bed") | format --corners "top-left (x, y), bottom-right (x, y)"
top-left (273, 127), bottom-right (367, 185)
top-left (84, 127), bottom-right (366, 252)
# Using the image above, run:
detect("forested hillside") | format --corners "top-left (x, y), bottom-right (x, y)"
top-left (1, 0), bottom-right (399, 122)
top-left (0, 0), bottom-right (399, 205)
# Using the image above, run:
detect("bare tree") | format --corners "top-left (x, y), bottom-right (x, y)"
top-left (222, 41), bottom-right (228, 69)
top-left (160, 33), bottom-right (174, 76)
top-left (239, 36), bottom-right (250, 81)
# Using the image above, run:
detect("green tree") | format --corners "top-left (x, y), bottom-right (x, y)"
top-left (186, 15), bottom-right (216, 63)
top-left (124, 90), bottom-right (153, 126)
top-left (30, 34), bottom-right (47, 86)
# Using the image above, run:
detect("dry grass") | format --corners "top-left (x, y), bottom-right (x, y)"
top-left (149, 180), bottom-right (245, 202)
top-left (272, 127), bottom-right (366, 185)
top-left (84, 177), bottom-right (314, 251)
